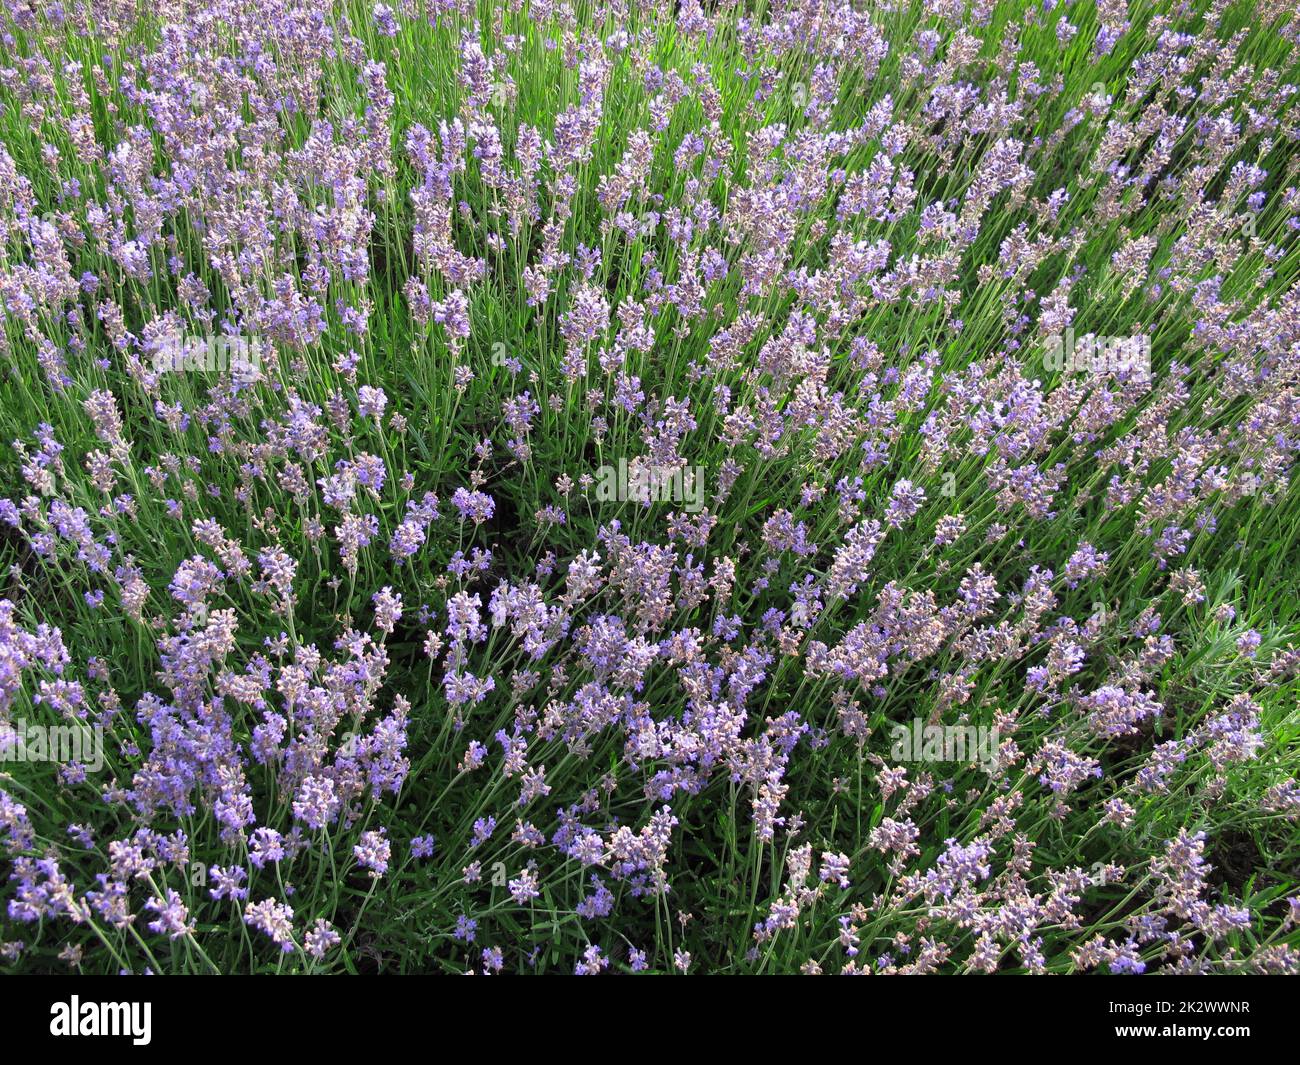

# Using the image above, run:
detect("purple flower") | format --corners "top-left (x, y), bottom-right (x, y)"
top-left (305, 919), bottom-right (341, 960)
top-left (145, 889), bottom-right (194, 940)
top-left (354, 829), bottom-right (392, 878)
top-left (451, 487), bottom-right (496, 525)
top-left (244, 898), bottom-right (296, 953)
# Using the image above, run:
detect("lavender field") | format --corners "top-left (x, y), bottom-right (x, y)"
top-left (1, 0), bottom-right (1299, 976)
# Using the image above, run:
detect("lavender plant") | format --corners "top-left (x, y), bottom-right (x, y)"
top-left (0, 0), bottom-right (1298, 975)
